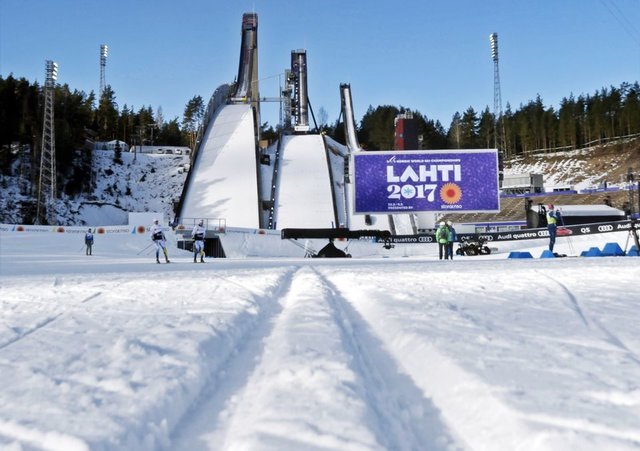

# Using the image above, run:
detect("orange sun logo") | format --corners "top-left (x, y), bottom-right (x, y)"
top-left (440, 183), bottom-right (462, 204)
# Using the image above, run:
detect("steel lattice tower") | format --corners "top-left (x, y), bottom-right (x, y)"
top-left (100, 44), bottom-right (108, 96)
top-left (490, 33), bottom-right (506, 152)
top-left (36, 60), bottom-right (58, 224)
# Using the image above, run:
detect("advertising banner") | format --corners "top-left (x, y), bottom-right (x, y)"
top-left (375, 220), bottom-right (637, 244)
top-left (352, 150), bottom-right (500, 214)
top-left (0, 224), bottom-right (138, 234)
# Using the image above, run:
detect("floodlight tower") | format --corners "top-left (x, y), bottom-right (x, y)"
top-left (490, 33), bottom-right (506, 152)
top-left (100, 44), bottom-right (108, 96)
top-left (36, 60), bottom-right (58, 224)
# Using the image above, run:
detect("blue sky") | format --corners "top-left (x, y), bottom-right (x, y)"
top-left (1, 0), bottom-right (639, 131)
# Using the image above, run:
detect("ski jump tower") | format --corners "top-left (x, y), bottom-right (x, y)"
top-left (289, 50), bottom-right (310, 132)
top-left (36, 60), bottom-right (58, 225)
top-left (232, 13), bottom-right (260, 131)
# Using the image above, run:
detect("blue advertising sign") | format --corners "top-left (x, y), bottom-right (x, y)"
top-left (352, 150), bottom-right (500, 214)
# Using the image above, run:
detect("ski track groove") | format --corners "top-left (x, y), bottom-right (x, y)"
top-left (537, 271), bottom-right (589, 327)
top-left (169, 266), bottom-right (298, 450)
top-left (0, 313), bottom-right (63, 352)
top-left (538, 271), bottom-right (640, 366)
top-left (0, 289), bottom-right (104, 352)
top-left (310, 266), bottom-right (456, 451)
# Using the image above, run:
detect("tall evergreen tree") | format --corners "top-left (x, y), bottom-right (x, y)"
top-left (478, 107), bottom-right (495, 149)
top-left (182, 96), bottom-right (204, 150)
top-left (621, 82), bottom-right (640, 135)
top-left (358, 105), bottom-right (399, 150)
top-left (447, 112), bottom-right (462, 149)
top-left (97, 85), bottom-right (119, 140)
top-left (157, 119), bottom-right (184, 146)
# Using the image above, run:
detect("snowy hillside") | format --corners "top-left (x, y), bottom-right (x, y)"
top-left (0, 150), bottom-right (189, 226)
top-left (504, 139), bottom-right (640, 191)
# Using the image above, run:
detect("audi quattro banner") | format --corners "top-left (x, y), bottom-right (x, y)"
top-left (374, 220), bottom-right (637, 244)
top-left (352, 149), bottom-right (500, 214)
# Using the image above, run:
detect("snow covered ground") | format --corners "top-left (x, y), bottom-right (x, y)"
top-left (180, 104), bottom-right (260, 229)
top-left (276, 135), bottom-right (336, 229)
top-left (1, 229), bottom-right (639, 450)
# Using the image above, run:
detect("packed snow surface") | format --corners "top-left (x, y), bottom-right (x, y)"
top-left (180, 104), bottom-right (260, 228)
top-left (0, 230), bottom-right (639, 450)
top-left (276, 134), bottom-right (336, 229)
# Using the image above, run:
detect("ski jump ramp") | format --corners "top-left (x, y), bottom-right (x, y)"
top-left (180, 104), bottom-right (260, 228)
top-left (275, 134), bottom-right (336, 229)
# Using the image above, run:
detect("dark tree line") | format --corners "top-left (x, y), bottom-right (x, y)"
top-left (336, 81), bottom-right (640, 157)
top-left (3, 73), bottom-right (639, 184)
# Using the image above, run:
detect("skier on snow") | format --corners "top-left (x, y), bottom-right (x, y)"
top-left (546, 204), bottom-right (563, 253)
top-left (191, 219), bottom-right (206, 263)
top-left (150, 218), bottom-right (170, 264)
top-left (84, 228), bottom-right (94, 256)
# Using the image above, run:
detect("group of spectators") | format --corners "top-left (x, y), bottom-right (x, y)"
top-left (435, 220), bottom-right (457, 260)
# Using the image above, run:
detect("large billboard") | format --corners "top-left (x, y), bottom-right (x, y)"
top-left (352, 149), bottom-right (500, 214)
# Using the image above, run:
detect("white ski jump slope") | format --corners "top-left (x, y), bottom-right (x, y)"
top-left (180, 104), bottom-right (259, 228)
top-left (276, 134), bottom-right (336, 229)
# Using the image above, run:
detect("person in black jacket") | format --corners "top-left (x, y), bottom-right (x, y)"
top-left (149, 219), bottom-right (170, 263)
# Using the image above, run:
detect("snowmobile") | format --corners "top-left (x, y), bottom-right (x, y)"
top-left (456, 236), bottom-right (492, 256)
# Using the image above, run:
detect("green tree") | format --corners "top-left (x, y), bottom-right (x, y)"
top-left (621, 82), bottom-right (640, 135)
top-left (97, 85), bottom-right (119, 140)
top-left (359, 105), bottom-right (399, 150)
top-left (558, 95), bottom-right (579, 148)
top-left (260, 122), bottom-right (278, 143)
top-left (157, 118), bottom-right (184, 146)
top-left (477, 107), bottom-right (495, 149)
top-left (447, 112), bottom-right (462, 148)
top-left (182, 96), bottom-right (204, 150)
top-left (411, 111), bottom-right (447, 149)
top-left (119, 104), bottom-right (134, 144)
top-left (502, 103), bottom-right (515, 156)
top-left (459, 107), bottom-right (480, 148)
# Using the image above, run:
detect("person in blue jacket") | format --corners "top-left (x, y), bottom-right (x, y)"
top-left (546, 204), bottom-right (562, 252)
top-left (446, 220), bottom-right (457, 260)
top-left (84, 228), bottom-right (94, 255)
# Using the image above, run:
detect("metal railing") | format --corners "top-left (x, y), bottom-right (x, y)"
top-left (174, 217), bottom-right (227, 234)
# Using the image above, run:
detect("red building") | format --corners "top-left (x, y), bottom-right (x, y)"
top-left (393, 113), bottom-right (419, 150)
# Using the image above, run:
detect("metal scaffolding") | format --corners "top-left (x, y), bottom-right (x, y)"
top-left (36, 60), bottom-right (58, 225)
top-left (490, 33), bottom-right (507, 153)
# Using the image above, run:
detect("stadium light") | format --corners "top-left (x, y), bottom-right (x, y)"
top-left (489, 33), bottom-right (499, 62)
top-left (45, 60), bottom-right (58, 87)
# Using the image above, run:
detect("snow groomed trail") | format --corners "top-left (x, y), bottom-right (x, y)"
top-left (172, 267), bottom-right (461, 450)
top-left (1, 235), bottom-right (640, 450)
